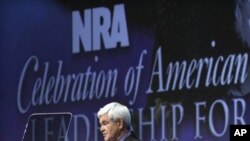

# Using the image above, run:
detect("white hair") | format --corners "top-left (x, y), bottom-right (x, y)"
top-left (97, 102), bottom-right (131, 129)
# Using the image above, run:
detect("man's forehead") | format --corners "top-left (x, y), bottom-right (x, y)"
top-left (99, 114), bottom-right (110, 122)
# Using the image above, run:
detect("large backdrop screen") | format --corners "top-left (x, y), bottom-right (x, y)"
top-left (1, 0), bottom-right (250, 140)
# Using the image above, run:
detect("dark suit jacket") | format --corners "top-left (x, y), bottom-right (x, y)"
top-left (124, 131), bottom-right (139, 141)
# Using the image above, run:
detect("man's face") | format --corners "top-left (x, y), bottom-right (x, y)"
top-left (99, 114), bottom-right (122, 141)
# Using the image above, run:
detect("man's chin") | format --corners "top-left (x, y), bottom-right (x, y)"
top-left (104, 136), bottom-right (110, 141)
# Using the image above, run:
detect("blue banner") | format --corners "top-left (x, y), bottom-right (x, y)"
top-left (1, 0), bottom-right (250, 140)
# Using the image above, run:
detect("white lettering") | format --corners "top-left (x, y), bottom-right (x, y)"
top-left (17, 56), bottom-right (118, 114)
top-left (146, 47), bottom-right (248, 94)
top-left (72, 4), bottom-right (129, 53)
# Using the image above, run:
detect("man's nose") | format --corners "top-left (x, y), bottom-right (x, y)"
top-left (100, 126), bottom-right (104, 132)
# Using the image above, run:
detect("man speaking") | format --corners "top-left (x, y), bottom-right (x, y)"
top-left (97, 102), bottom-right (138, 141)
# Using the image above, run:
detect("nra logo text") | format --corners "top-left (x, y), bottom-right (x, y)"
top-left (72, 4), bottom-right (129, 53)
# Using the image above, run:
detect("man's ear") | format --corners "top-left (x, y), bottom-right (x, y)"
top-left (118, 119), bottom-right (124, 129)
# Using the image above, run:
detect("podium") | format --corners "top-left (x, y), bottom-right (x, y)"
top-left (22, 112), bottom-right (72, 141)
